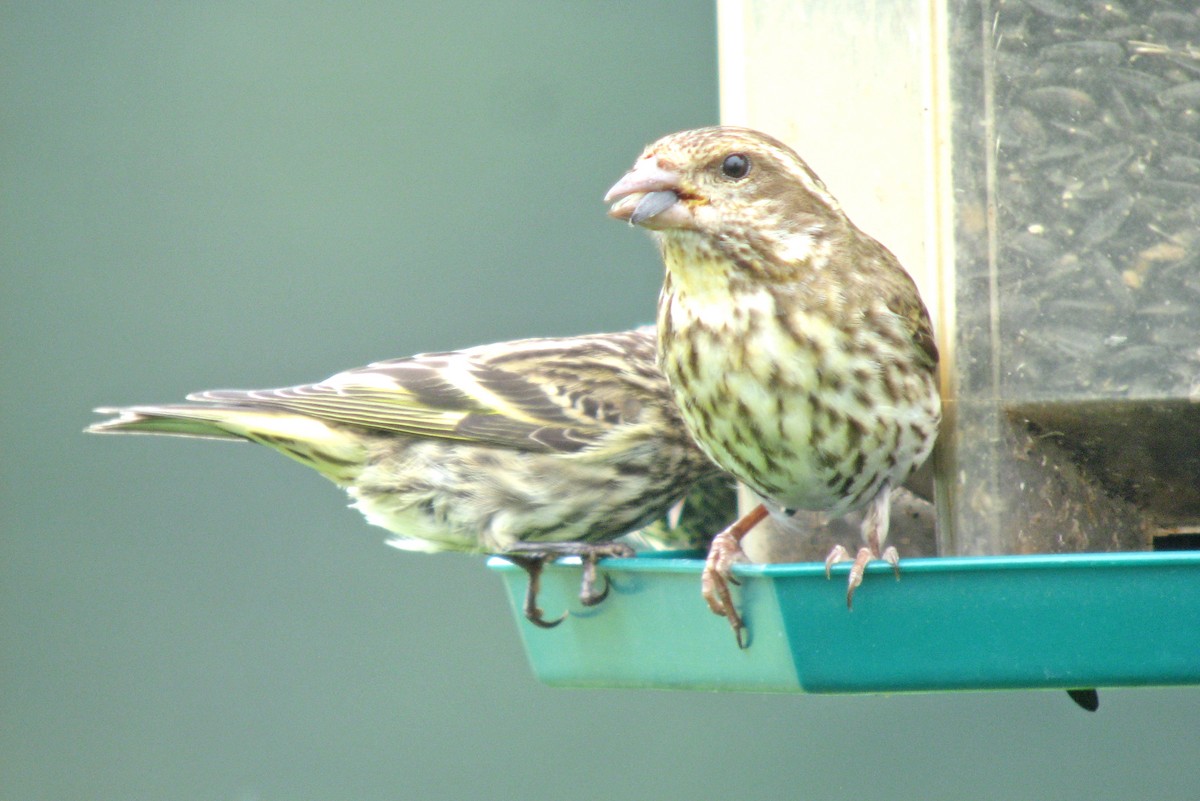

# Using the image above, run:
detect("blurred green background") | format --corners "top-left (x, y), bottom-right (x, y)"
top-left (3, 3), bottom-right (1197, 800)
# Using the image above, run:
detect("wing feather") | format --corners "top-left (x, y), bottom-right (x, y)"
top-left (188, 329), bottom-right (659, 454)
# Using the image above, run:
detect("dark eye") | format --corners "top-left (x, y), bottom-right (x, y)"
top-left (721, 153), bottom-right (750, 180)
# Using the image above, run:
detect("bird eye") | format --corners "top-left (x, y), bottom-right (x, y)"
top-left (720, 153), bottom-right (750, 180)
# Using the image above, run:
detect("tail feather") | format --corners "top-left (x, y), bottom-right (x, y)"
top-left (86, 404), bottom-right (367, 483)
top-left (87, 406), bottom-right (253, 440)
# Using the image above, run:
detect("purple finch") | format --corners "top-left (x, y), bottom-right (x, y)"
top-left (607, 127), bottom-right (941, 644)
top-left (88, 327), bottom-right (723, 627)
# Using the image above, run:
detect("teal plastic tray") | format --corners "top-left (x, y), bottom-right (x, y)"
top-left (487, 551), bottom-right (1200, 694)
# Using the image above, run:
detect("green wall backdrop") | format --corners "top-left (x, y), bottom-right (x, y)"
top-left (3, 3), bottom-right (1198, 800)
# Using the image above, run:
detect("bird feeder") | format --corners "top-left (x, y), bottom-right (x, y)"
top-left (720, 0), bottom-right (1200, 557)
top-left (492, 0), bottom-right (1200, 694)
top-left (490, 551), bottom-right (1200, 693)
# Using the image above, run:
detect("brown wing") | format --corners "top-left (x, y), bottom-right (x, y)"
top-left (192, 328), bottom-right (661, 454)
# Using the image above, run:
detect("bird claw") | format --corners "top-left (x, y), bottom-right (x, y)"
top-left (824, 544), bottom-right (851, 579)
top-left (701, 528), bottom-right (750, 648)
top-left (503, 553), bottom-right (567, 628)
top-left (824, 543), bottom-right (902, 609)
top-left (503, 541), bottom-right (635, 623)
top-left (882, 545), bottom-right (900, 579)
top-left (577, 542), bottom-right (634, 606)
top-left (700, 504), bottom-right (768, 649)
top-left (823, 488), bottom-right (902, 607)
top-left (580, 572), bottom-right (612, 606)
top-left (528, 608), bottom-right (568, 629)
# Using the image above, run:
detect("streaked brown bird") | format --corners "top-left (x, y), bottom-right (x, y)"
top-left (87, 327), bottom-right (722, 627)
top-left (607, 126), bottom-right (941, 645)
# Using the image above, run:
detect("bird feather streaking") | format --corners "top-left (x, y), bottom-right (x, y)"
top-left (608, 127), bottom-right (942, 646)
top-left (88, 327), bottom-right (723, 627)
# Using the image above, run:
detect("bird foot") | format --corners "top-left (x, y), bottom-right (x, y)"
top-left (824, 544), bottom-right (900, 609)
top-left (503, 553), bottom-right (566, 628)
top-left (576, 543), bottom-right (636, 606)
top-left (702, 529), bottom-right (748, 647)
top-left (701, 504), bottom-right (767, 649)
top-left (503, 541), bottom-right (636, 623)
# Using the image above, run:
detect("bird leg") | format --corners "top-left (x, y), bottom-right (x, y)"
top-left (502, 553), bottom-right (565, 628)
top-left (702, 503), bottom-right (769, 648)
top-left (503, 541), bottom-right (636, 619)
top-left (824, 485), bottom-right (899, 608)
top-left (574, 543), bottom-right (637, 606)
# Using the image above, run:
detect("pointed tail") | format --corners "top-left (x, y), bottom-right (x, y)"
top-left (86, 404), bottom-right (366, 483)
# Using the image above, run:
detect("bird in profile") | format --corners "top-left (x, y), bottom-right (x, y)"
top-left (87, 327), bottom-right (723, 627)
top-left (607, 126), bottom-right (942, 645)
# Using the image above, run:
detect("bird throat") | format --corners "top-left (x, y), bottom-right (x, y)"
top-left (657, 232), bottom-right (749, 301)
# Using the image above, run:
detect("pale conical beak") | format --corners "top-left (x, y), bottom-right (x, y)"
top-left (605, 159), bottom-right (689, 229)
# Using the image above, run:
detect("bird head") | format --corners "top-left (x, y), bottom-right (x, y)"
top-left (605, 126), bottom-right (847, 269)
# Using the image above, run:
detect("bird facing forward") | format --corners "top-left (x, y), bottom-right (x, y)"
top-left (87, 327), bottom-right (722, 627)
top-left (606, 127), bottom-right (941, 644)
